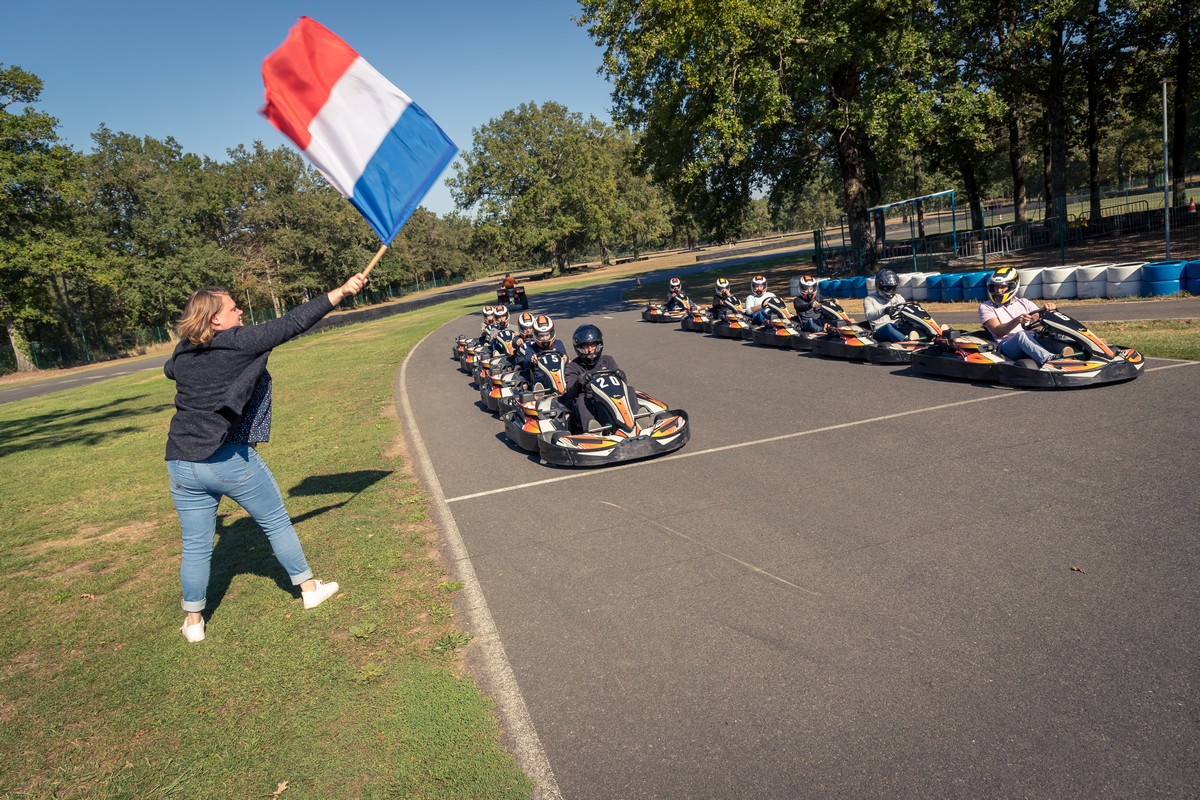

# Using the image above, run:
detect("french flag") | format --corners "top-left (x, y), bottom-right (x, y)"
top-left (261, 17), bottom-right (457, 244)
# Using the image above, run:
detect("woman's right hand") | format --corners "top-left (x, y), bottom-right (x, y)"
top-left (328, 273), bottom-right (368, 306)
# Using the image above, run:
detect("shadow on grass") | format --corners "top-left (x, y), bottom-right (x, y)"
top-left (202, 469), bottom-right (393, 618)
top-left (0, 394), bottom-right (170, 458)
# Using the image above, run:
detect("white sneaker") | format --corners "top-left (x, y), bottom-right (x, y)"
top-left (181, 619), bottom-right (205, 643)
top-left (302, 579), bottom-right (340, 610)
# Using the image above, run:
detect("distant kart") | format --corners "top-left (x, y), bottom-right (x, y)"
top-left (750, 297), bottom-right (802, 348)
top-left (497, 284), bottom-right (529, 310)
top-left (680, 305), bottom-right (711, 332)
top-left (641, 302), bottom-right (689, 323)
top-left (809, 299), bottom-right (876, 360)
top-left (710, 306), bottom-right (752, 339)
top-left (863, 302), bottom-right (947, 364)
top-left (527, 370), bottom-right (690, 467)
top-left (910, 308), bottom-right (1144, 388)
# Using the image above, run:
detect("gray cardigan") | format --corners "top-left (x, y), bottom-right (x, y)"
top-left (164, 295), bottom-right (334, 461)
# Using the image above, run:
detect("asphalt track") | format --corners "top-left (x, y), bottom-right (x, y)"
top-left (404, 281), bottom-right (1200, 800)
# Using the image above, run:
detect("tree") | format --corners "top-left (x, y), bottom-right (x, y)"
top-left (0, 64), bottom-right (94, 370)
top-left (580, 0), bottom-right (936, 272)
top-left (449, 101), bottom-right (625, 271)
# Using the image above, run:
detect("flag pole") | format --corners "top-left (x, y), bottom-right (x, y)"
top-left (362, 244), bottom-right (388, 279)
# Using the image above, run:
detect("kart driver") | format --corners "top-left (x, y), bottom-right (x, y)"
top-left (744, 275), bottom-right (779, 325)
top-left (522, 314), bottom-right (569, 386)
top-left (480, 305), bottom-right (496, 336)
top-left (979, 267), bottom-right (1068, 365)
top-left (711, 278), bottom-right (743, 321)
top-left (515, 311), bottom-right (536, 361)
top-left (862, 269), bottom-right (908, 342)
top-left (488, 306), bottom-right (516, 360)
top-left (563, 324), bottom-right (627, 433)
top-left (791, 275), bottom-right (826, 333)
top-left (664, 277), bottom-right (691, 312)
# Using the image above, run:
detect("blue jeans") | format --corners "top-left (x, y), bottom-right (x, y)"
top-left (998, 330), bottom-right (1055, 365)
top-left (871, 322), bottom-right (907, 342)
top-left (167, 443), bottom-right (312, 612)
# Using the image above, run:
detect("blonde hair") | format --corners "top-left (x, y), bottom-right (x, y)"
top-left (177, 287), bottom-right (230, 346)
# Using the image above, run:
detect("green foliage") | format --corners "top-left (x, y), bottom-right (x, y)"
top-left (448, 101), bottom-right (674, 268)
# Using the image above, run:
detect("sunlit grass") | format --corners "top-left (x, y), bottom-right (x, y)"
top-left (0, 300), bottom-right (531, 799)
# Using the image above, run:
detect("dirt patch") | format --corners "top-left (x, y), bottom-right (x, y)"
top-left (19, 520), bottom-right (164, 556)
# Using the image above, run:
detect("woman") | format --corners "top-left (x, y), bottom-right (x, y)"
top-left (165, 273), bottom-right (367, 642)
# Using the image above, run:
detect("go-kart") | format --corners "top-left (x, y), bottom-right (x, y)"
top-left (809, 299), bottom-right (876, 360)
top-left (710, 302), bottom-right (752, 339)
top-left (492, 348), bottom-right (569, 417)
top-left (459, 336), bottom-right (491, 374)
top-left (497, 284), bottom-right (529, 310)
top-left (641, 301), bottom-right (689, 323)
top-left (680, 305), bottom-right (711, 332)
top-left (532, 370), bottom-right (690, 467)
top-left (910, 308), bottom-right (1144, 388)
top-left (452, 334), bottom-right (474, 363)
top-left (472, 329), bottom-right (517, 388)
top-left (863, 303), bottom-right (947, 364)
top-left (750, 297), bottom-right (803, 348)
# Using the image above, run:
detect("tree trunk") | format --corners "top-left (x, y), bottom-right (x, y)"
top-left (1085, 1), bottom-right (1103, 224)
top-left (1042, 112), bottom-right (1054, 224)
top-left (1007, 106), bottom-right (1028, 224)
top-left (1, 312), bottom-right (38, 372)
top-left (1171, 0), bottom-right (1191, 205)
top-left (914, 153), bottom-right (927, 239)
top-left (1048, 21), bottom-right (1068, 221)
top-left (960, 157), bottom-right (984, 233)
top-left (829, 63), bottom-right (876, 274)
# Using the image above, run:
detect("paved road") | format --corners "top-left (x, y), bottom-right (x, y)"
top-left (405, 281), bottom-right (1200, 799)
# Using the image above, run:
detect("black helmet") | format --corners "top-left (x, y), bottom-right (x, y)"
top-left (876, 269), bottom-right (900, 298)
top-left (572, 324), bottom-right (604, 367)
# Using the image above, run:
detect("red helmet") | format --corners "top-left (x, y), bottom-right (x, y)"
top-left (669, 277), bottom-right (682, 292)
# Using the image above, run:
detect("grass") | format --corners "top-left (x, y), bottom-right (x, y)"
top-left (0, 297), bottom-right (533, 799)
top-left (1, 245), bottom-right (1195, 798)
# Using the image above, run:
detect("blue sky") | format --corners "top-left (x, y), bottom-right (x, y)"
top-left (2, 0), bottom-right (615, 217)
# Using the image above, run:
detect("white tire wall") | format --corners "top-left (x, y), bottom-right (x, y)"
top-left (1040, 266), bottom-right (1078, 300)
top-left (908, 273), bottom-right (928, 301)
top-left (1074, 265), bottom-right (1109, 299)
top-left (1018, 267), bottom-right (1044, 300)
top-left (1106, 262), bottom-right (1144, 298)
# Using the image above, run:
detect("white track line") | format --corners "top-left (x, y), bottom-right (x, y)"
top-left (599, 501), bottom-right (821, 597)
top-left (447, 391), bottom-right (1027, 503)
top-left (398, 336), bottom-right (562, 800)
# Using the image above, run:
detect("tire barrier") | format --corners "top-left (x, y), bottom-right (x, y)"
top-left (1105, 262), bottom-right (1144, 298)
top-left (1142, 260), bottom-right (1186, 297)
top-left (1185, 260), bottom-right (1200, 295)
top-left (1018, 268), bottom-right (1045, 300)
top-left (1074, 264), bottom-right (1110, 299)
top-left (962, 271), bottom-right (990, 302)
top-left (1041, 266), bottom-right (1079, 300)
top-left (941, 273), bottom-right (965, 303)
top-left (797, 259), bottom-right (1176, 305)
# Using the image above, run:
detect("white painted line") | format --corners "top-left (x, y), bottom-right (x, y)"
top-left (1146, 360), bottom-right (1200, 372)
top-left (398, 336), bottom-right (562, 800)
top-left (599, 501), bottom-right (821, 597)
top-left (447, 391), bottom-right (1026, 503)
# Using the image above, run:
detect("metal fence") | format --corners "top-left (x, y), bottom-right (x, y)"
top-left (2, 274), bottom-right (473, 375)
